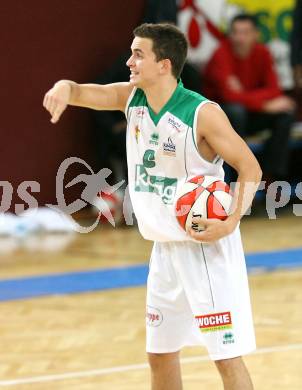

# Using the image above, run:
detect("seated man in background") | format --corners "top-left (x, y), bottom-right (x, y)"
top-left (203, 14), bottom-right (296, 185)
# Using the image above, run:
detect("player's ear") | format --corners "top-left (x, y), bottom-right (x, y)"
top-left (160, 59), bottom-right (172, 75)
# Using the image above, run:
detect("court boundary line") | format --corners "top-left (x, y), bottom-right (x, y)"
top-left (0, 343), bottom-right (301, 386)
top-left (0, 246), bottom-right (302, 302)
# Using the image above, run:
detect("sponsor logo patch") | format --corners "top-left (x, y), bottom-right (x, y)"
top-left (195, 311), bottom-right (232, 333)
top-left (163, 137), bottom-right (176, 156)
top-left (149, 132), bottom-right (159, 146)
top-left (168, 116), bottom-right (182, 132)
top-left (223, 332), bottom-right (235, 344)
top-left (135, 107), bottom-right (144, 118)
top-left (134, 164), bottom-right (177, 204)
top-left (135, 125), bottom-right (140, 143)
top-left (146, 306), bottom-right (163, 327)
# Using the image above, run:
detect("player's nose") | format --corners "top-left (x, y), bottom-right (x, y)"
top-left (126, 55), bottom-right (134, 67)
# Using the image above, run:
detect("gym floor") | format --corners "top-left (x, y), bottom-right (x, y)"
top-left (0, 212), bottom-right (301, 389)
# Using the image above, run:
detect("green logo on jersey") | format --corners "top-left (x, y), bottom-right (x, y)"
top-left (135, 164), bottom-right (177, 204)
top-left (143, 149), bottom-right (156, 168)
top-left (149, 132), bottom-right (159, 146)
top-left (223, 332), bottom-right (235, 345)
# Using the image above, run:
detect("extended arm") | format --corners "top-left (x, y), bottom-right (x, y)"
top-left (189, 104), bottom-right (262, 242)
top-left (43, 80), bottom-right (133, 123)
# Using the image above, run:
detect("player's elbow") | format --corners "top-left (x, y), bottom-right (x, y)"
top-left (248, 159), bottom-right (262, 186)
top-left (237, 158), bottom-right (262, 186)
top-left (254, 159), bottom-right (262, 183)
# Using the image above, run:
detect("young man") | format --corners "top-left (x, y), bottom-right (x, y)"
top-left (43, 23), bottom-right (261, 390)
top-left (203, 14), bottom-right (295, 183)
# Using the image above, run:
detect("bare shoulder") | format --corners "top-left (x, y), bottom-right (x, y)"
top-left (196, 102), bottom-right (257, 171)
top-left (197, 102), bottom-right (231, 136)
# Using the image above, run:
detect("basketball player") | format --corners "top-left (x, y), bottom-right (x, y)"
top-left (43, 23), bottom-right (262, 390)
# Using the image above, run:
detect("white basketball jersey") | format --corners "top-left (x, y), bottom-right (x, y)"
top-left (125, 81), bottom-right (224, 242)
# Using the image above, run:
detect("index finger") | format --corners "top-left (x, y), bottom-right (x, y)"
top-left (188, 228), bottom-right (212, 243)
top-left (191, 216), bottom-right (208, 224)
top-left (51, 110), bottom-right (62, 124)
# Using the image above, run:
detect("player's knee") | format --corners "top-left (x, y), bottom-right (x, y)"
top-left (147, 351), bottom-right (180, 371)
top-left (215, 356), bottom-right (243, 374)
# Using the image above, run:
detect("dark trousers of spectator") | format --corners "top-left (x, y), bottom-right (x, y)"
top-left (222, 103), bottom-right (294, 183)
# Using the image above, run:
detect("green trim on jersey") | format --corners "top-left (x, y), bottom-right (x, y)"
top-left (128, 88), bottom-right (145, 109)
top-left (128, 80), bottom-right (208, 128)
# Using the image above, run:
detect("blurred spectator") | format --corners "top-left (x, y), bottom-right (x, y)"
top-left (203, 14), bottom-right (296, 183)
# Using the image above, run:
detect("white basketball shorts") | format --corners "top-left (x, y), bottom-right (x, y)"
top-left (146, 227), bottom-right (256, 360)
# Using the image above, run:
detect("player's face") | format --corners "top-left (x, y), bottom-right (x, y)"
top-left (230, 21), bottom-right (258, 54)
top-left (127, 37), bottom-right (163, 88)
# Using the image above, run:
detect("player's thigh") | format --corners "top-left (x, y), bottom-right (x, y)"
top-left (146, 242), bottom-right (202, 353)
top-left (170, 233), bottom-right (256, 360)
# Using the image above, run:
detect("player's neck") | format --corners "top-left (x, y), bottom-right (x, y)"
top-left (144, 77), bottom-right (178, 115)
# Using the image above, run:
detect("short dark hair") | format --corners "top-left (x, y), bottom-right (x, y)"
top-left (230, 13), bottom-right (258, 29)
top-left (133, 23), bottom-right (188, 79)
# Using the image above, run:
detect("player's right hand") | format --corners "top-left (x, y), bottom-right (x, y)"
top-left (43, 81), bottom-right (72, 123)
top-left (187, 216), bottom-right (236, 243)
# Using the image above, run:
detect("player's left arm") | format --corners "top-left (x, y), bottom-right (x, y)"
top-left (189, 103), bottom-right (262, 242)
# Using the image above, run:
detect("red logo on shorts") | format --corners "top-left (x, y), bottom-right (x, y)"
top-left (146, 306), bottom-right (163, 327)
top-left (195, 311), bottom-right (232, 333)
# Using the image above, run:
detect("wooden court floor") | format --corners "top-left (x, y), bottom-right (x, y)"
top-left (0, 213), bottom-right (301, 389)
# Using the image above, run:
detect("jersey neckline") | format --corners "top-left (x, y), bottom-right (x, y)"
top-left (146, 80), bottom-right (183, 126)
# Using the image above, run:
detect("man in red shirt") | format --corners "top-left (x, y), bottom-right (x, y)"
top-left (203, 14), bottom-right (295, 183)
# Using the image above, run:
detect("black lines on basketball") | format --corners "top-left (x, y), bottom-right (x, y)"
top-left (176, 186), bottom-right (205, 229)
top-left (175, 175), bottom-right (233, 231)
top-left (207, 193), bottom-right (228, 220)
